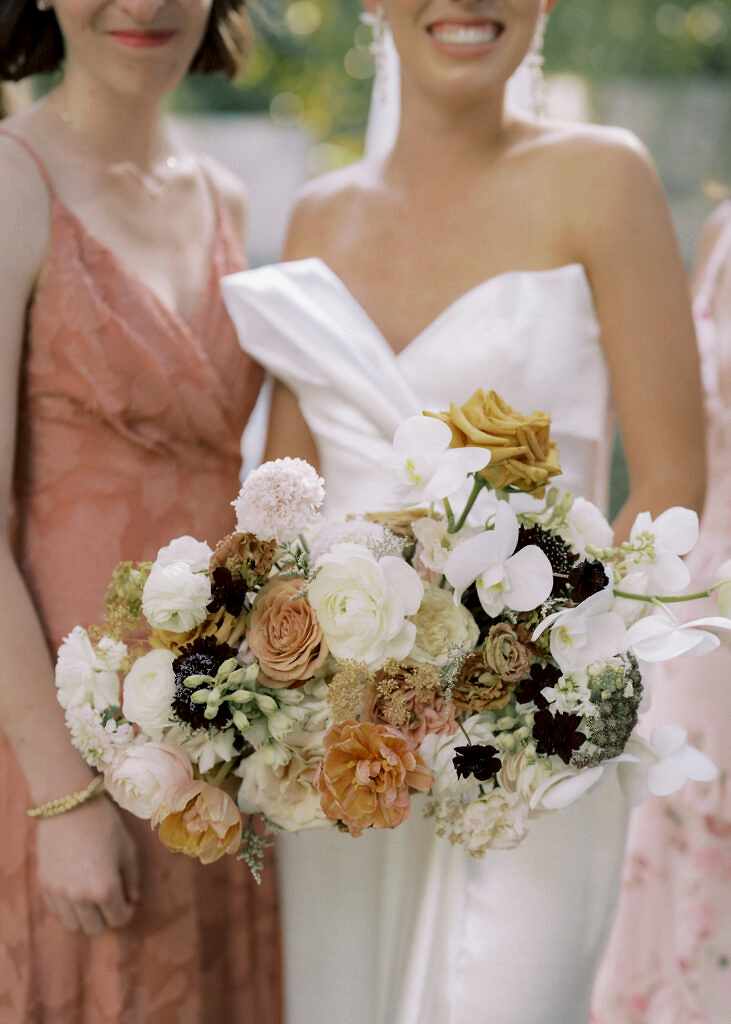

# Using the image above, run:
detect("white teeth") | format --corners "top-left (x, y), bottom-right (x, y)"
top-left (432, 24), bottom-right (500, 45)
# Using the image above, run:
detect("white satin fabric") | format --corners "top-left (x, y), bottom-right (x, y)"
top-left (223, 258), bottom-right (628, 1024)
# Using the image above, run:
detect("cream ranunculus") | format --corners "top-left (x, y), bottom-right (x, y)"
top-left (104, 742), bottom-right (193, 820)
top-left (156, 535), bottom-right (213, 573)
top-left (410, 585), bottom-right (479, 667)
top-left (308, 543), bottom-right (424, 669)
top-left (122, 649), bottom-right (176, 739)
top-left (55, 626), bottom-right (123, 711)
top-left (142, 560), bottom-right (212, 633)
top-left (236, 745), bottom-right (329, 831)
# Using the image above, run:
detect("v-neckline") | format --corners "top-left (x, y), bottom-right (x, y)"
top-left (300, 257), bottom-right (589, 362)
top-left (48, 183), bottom-right (222, 337)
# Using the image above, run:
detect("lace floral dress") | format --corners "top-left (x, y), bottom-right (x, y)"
top-left (591, 204), bottom-right (731, 1023)
top-left (0, 132), bottom-right (282, 1024)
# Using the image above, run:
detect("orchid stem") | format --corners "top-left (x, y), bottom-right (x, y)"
top-left (443, 498), bottom-right (456, 532)
top-left (614, 588), bottom-right (712, 605)
top-left (449, 476), bottom-right (487, 535)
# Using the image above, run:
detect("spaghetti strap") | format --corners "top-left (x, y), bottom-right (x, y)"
top-left (697, 205), bottom-right (731, 316)
top-left (0, 129), bottom-right (55, 195)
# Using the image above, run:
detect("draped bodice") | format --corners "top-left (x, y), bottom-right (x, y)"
top-left (223, 257), bottom-right (612, 517)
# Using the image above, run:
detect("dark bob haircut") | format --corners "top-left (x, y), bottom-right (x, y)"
top-left (0, 0), bottom-right (250, 82)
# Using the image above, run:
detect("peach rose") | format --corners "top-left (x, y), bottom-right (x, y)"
top-left (154, 780), bottom-right (242, 864)
top-left (425, 389), bottom-right (562, 497)
top-left (317, 721), bottom-right (433, 837)
top-left (247, 576), bottom-right (328, 687)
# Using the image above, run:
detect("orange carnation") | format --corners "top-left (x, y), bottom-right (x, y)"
top-left (317, 721), bottom-right (433, 837)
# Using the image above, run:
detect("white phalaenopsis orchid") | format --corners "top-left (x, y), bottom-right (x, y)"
top-left (444, 502), bottom-right (554, 617)
top-left (626, 612), bottom-right (731, 663)
top-left (533, 586), bottom-right (627, 674)
top-left (616, 726), bottom-right (718, 805)
top-left (562, 498), bottom-right (614, 558)
top-left (390, 416), bottom-right (489, 505)
top-left (628, 507), bottom-right (700, 593)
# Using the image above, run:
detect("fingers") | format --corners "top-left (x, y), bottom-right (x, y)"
top-left (119, 834), bottom-right (142, 906)
top-left (75, 901), bottom-right (107, 937)
top-left (45, 892), bottom-right (81, 933)
top-left (100, 882), bottom-right (135, 930)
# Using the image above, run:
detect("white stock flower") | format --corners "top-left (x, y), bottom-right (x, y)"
top-left (390, 415), bottom-right (489, 505)
top-left (410, 585), bottom-right (479, 666)
top-left (445, 502), bottom-right (554, 617)
top-left (236, 745), bottom-right (328, 832)
top-left (460, 790), bottom-right (529, 853)
top-left (540, 670), bottom-right (596, 718)
top-left (308, 543), bottom-right (423, 668)
top-left (714, 560), bottom-right (731, 618)
top-left (233, 458), bottom-right (325, 543)
top-left (55, 626), bottom-right (123, 711)
top-left (156, 535), bottom-right (213, 573)
top-left (66, 705), bottom-right (137, 770)
top-left (628, 507), bottom-right (700, 593)
top-left (534, 586), bottom-right (627, 674)
top-left (626, 612), bottom-right (731, 663)
top-left (104, 742), bottom-right (194, 820)
top-left (169, 726), bottom-right (239, 775)
top-left (122, 649), bottom-right (176, 739)
top-left (142, 560), bottom-right (211, 633)
top-left (561, 498), bottom-right (614, 557)
top-left (616, 725), bottom-right (718, 805)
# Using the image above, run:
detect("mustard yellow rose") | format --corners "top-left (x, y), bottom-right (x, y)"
top-left (425, 389), bottom-right (562, 497)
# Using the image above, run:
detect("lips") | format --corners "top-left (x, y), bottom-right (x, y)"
top-left (108, 29), bottom-right (177, 49)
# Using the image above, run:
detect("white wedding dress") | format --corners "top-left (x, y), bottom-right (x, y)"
top-left (223, 258), bottom-right (630, 1024)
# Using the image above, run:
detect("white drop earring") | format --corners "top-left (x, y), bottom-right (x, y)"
top-left (526, 11), bottom-right (548, 118)
top-left (362, 5), bottom-right (390, 106)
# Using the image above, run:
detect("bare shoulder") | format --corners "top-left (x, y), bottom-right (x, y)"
top-left (284, 160), bottom-right (373, 259)
top-left (535, 121), bottom-right (657, 198)
top-left (0, 116), bottom-right (50, 280)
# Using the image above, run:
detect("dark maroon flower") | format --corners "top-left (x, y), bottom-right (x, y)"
top-left (516, 525), bottom-right (578, 597)
top-left (532, 708), bottom-right (585, 765)
top-left (568, 560), bottom-right (609, 604)
top-left (515, 662), bottom-right (560, 709)
top-left (453, 744), bottom-right (502, 783)
top-left (207, 565), bottom-right (247, 617)
top-left (172, 636), bottom-right (237, 731)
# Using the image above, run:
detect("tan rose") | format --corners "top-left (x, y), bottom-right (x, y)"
top-left (452, 651), bottom-right (515, 714)
top-left (317, 721), bottom-right (433, 837)
top-left (366, 660), bottom-right (457, 745)
top-left (150, 604), bottom-right (246, 657)
top-left (425, 389), bottom-right (562, 497)
top-left (155, 780), bottom-right (242, 864)
top-left (483, 624), bottom-right (532, 683)
top-left (248, 576), bottom-right (328, 687)
top-left (210, 531), bottom-right (277, 582)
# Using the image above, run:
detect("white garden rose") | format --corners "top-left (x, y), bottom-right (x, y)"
top-left (236, 744), bottom-right (328, 831)
top-left (105, 742), bottom-right (193, 820)
top-left (156, 535), bottom-right (213, 573)
top-left (55, 626), bottom-right (123, 711)
top-left (308, 543), bottom-right (424, 669)
top-left (142, 560), bottom-right (211, 633)
top-left (122, 649), bottom-right (176, 739)
top-left (410, 585), bottom-right (479, 666)
top-left (460, 790), bottom-right (529, 854)
top-left (562, 498), bottom-right (614, 557)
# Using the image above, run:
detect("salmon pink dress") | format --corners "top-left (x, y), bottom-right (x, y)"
top-left (592, 204), bottom-right (731, 1023)
top-left (0, 131), bottom-right (282, 1024)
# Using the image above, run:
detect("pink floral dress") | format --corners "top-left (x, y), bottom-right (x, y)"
top-left (591, 204), bottom-right (731, 1023)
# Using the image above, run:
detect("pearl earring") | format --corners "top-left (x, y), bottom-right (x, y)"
top-left (526, 11), bottom-right (548, 118)
top-left (37, 0), bottom-right (53, 10)
top-left (362, 5), bottom-right (390, 106)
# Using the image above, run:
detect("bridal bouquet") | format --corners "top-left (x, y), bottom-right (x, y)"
top-left (56, 389), bottom-right (731, 874)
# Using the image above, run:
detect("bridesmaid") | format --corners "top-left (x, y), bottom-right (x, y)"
top-left (592, 202), bottom-right (731, 1023)
top-left (0, 2), bottom-right (280, 1022)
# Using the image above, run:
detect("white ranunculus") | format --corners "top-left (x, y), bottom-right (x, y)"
top-left (236, 746), bottom-right (328, 831)
top-left (104, 742), bottom-right (193, 820)
top-left (714, 560), bottom-right (731, 618)
top-left (122, 649), bottom-right (176, 739)
top-left (534, 586), bottom-right (627, 674)
top-left (55, 626), bottom-right (122, 711)
top-left (562, 498), bottom-right (614, 557)
top-left (410, 585), bottom-right (479, 666)
top-left (142, 560), bottom-right (211, 633)
top-left (156, 536), bottom-right (213, 573)
top-left (308, 543), bottom-right (423, 669)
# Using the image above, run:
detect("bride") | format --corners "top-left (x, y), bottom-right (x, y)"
top-left (225, 1), bottom-right (705, 1021)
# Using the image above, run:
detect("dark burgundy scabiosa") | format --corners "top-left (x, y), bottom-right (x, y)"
top-left (207, 565), bottom-right (247, 617)
top-left (172, 636), bottom-right (237, 731)
top-left (453, 744), bottom-right (502, 783)
top-left (532, 708), bottom-right (586, 765)
top-left (514, 662), bottom-right (560, 709)
top-left (567, 560), bottom-right (609, 604)
top-left (516, 525), bottom-right (578, 598)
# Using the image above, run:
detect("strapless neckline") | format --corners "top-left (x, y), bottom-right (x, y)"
top-left (285, 257), bottom-right (591, 360)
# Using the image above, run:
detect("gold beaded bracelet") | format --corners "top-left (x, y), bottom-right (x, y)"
top-left (27, 776), bottom-right (105, 819)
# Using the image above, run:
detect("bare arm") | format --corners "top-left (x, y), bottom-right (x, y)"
top-left (0, 139), bottom-right (138, 935)
top-left (566, 132), bottom-right (706, 540)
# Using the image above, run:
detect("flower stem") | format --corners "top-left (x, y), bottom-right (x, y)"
top-left (614, 588), bottom-right (712, 605)
top-left (213, 761), bottom-right (234, 786)
top-left (458, 721), bottom-right (473, 746)
top-left (443, 498), bottom-right (456, 533)
top-left (449, 476), bottom-right (487, 535)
